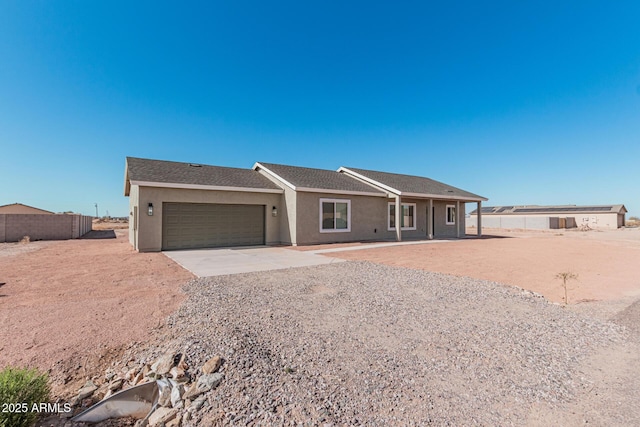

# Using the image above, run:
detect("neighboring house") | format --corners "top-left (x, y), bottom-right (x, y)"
top-left (124, 157), bottom-right (487, 252)
top-left (467, 204), bottom-right (627, 230)
top-left (0, 203), bottom-right (92, 243)
top-left (0, 203), bottom-right (54, 214)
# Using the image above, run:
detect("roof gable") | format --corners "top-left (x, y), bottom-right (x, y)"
top-left (125, 157), bottom-right (283, 195)
top-left (339, 167), bottom-right (486, 201)
top-left (0, 203), bottom-right (54, 214)
top-left (254, 162), bottom-right (386, 196)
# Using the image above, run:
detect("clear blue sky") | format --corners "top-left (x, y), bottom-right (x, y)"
top-left (1, 1), bottom-right (638, 217)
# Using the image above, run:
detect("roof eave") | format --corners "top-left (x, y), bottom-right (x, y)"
top-left (296, 187), bottom-right (386, 197)
top-left (253, 162), bottom-right (297, 190)
top-left (129, 180), bottom-right (284, 194)
top-left (401, 192), bottom-right (488, 202)
top-left (338, 167), bottom-right (401, 195)
top-left (124, 159), bottom-right (131, 196)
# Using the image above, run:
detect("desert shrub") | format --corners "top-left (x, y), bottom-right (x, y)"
top-left (19, 236), bottom-right (30, 244)
top-left (0, 367), bottom-right (50, 427)
top-left (556, 272), bottom-right (578, 305)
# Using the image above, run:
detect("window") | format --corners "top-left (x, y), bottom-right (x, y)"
top-left (320, 198), bottom-right (351, 232)
top-left (446, 205), bottom-right (456, 225)
top-left (388, 203), bottom-right (417, 231)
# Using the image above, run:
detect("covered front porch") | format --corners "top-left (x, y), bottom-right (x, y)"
top-left (389, 195), bottom-right (485, 242)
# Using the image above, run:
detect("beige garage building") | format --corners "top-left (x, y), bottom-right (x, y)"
top-left (467, 204), bottom-right (627, 230)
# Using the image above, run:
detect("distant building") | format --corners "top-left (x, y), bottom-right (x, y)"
top-left (467, 204), bottom-right (627, 230)
top-left (0, 203), bottom-right (54, 215)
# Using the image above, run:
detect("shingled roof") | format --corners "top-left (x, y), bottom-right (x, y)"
top-left (339, 167), bottom-right (486, 201)
top-left (125, 157), bottom-right (283, 195)
top-left (254, 162), bottom-right (386, 196)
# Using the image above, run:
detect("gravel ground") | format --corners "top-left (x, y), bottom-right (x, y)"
top-left (128, 261), bottom-right (629, 426)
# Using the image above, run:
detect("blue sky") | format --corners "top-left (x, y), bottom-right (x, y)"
top-left (1, 1), bottom-right (638, 217)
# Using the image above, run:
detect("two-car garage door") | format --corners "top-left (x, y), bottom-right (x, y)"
top-left (162, 203), bottom-right (265, 250)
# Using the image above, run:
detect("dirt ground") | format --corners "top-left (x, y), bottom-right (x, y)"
top-left (2, 223), bottom-right (639, 416)
top-left (0, 227), bottom-right (193, 397)
top-left (311, 227), bottom-right (640, 305)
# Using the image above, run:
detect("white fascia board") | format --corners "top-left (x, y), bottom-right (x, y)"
top-left (337, 167), bottom-right (401, 195)
top-left (296, 187), bottom-right (386, 197)
top-left (130, 180), bottom-right (284, 194)
top-left (252, 163), bottom-right (297, 190)
top-left (402, 192), bottom-right (488, 202)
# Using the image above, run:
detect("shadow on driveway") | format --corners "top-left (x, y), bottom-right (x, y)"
top-left (81, 230), bottom-right (117, 239)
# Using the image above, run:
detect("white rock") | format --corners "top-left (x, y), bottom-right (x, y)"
top-left (148, 407), bottom-right (177, 426)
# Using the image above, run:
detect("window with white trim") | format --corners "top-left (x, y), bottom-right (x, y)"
top-left (446, 204), bottom-right (456, 225)
top-left (388, 202), bottom-right (417, 231)
top-left (320, 198), bottom-right (351, 232)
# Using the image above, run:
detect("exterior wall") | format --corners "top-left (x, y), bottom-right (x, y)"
top-left (432, 200), bottom-right (463, 238)
top-left (293, 194), bottom-right (463, 245)
top-left (255, 169), bottom-right (297, 245)
top-left (467, 212), bottom-right (622, 230)
top-left (279, 186), bottom-right (297, 245)
top-left (295, 192), bottom-right (388, 245)
top-left (133, 186), bottom-right (282, 252)
top-left (0, 214), bottom-right (92, 242)
top-left (574, 213), bottom-right (621, 230)
top-left (128, 184), bottom-right (139, 247)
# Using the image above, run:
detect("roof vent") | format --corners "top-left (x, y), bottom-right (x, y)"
top-left (189, 163), bottom-right (202, 168)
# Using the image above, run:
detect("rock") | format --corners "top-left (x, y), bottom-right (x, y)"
top-left (133, 372), bottom-right (145, 384)
top-left (151, 352), bottom-right (176, 376)
top-left (148, 407), bottom-right (177, 426)
top-left (190, 394), bottom-right (208, 411)
top-left (158, 383), bottom-right (172, 407)
top-left (169, 366), bottom-right (187, 382)
top-left (125, 367), bottom-right (137, 381)
top-left (108, 378), bottom-right (123, 391)
top-left (183, 373), bottom-right (223, 400)
top-left (201, 356), bottom-right (223, 374)
top-left (171, 384), bottom-right (185, 408)
top-left (77, 381), bottom-right (98, 400)
top-left (104, 368), bottom-right (116, 382)
top-left (177, 352), bottom-right (188, 370)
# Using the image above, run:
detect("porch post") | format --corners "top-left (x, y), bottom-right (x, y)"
top-left (395, 195), bottom-right (402, 242)
top-left (456, 200), bottom-right (461, 238)
top-left (428, 199), bottom-right (433, 240)
top-left (477, 201), bottom-right (482, 237)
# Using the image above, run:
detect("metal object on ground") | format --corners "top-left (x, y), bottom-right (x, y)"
top-left (71, 380), bottom-right (161, 423)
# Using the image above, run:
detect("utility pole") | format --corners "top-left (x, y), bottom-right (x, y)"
top-left (95, 203), bottom-right (98, 218)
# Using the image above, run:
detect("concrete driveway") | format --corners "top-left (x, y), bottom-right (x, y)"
top-left (163, 246), bottom-right (345, 277)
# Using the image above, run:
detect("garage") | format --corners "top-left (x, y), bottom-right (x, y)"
top-left (162, 202), bottom-right (265, 250)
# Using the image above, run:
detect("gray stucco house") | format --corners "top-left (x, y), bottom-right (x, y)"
top-left (124, 157), bottom-right (487, 252)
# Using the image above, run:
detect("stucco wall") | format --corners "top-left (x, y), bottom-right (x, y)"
top-left (128, 184), bottom-right (139, 247)
top-left (255, 169), bottom-right (297, 245)
top-left (0, 214), bottom-right (92, 242)
top-left (294, 194), bottom-right (463, 245)
top-left (132, 186), bottom-right (282, 252)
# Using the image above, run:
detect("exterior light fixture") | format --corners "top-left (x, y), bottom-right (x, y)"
top-left (272, 206), bottom-right (277, 217)
top-left (148, 203), bottom-right (154, 216)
